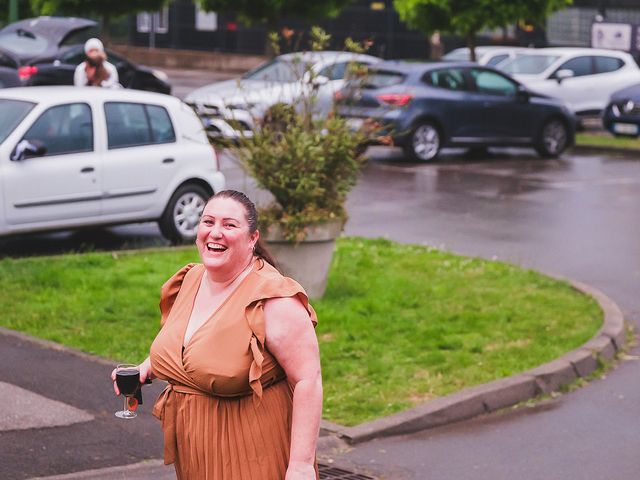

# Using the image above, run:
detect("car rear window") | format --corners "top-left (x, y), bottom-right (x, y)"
top-left (362, 70), bottom-right (406, 89)
top-left (0, 99), bottom-right (35, 144)
top-left (0, 30), bottom-right (49, 56)
top-left (501, 54), bottom-right (560, 74)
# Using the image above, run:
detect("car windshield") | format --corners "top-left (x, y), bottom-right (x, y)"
top-left (0, 30), bottom-right (49, 56)
top-left (242, 58), bottom-right (309, 83)
top-left (501, 54), bottom-right (560, 74)
top-left (362, 70), bottom-right (406, 89)
top-left (0, 99), bottom-right (36, 144)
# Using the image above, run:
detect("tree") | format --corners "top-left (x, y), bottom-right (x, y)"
top-left (30, 0), bottom-right (169, 44)
top-left (393, 0), bottom-right (572, 60)
top-left (197, 0), bottom-right (352, 28)
top-left (1, 0), bottom-right (34, 25)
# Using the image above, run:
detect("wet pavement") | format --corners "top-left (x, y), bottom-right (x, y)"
top-left (335, 147), bottom-right (640, 479)
top-left (2, 146), bottom-right (640, 479)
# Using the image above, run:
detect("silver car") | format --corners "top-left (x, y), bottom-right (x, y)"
top-left (185, 51), bottom-right (380, 140)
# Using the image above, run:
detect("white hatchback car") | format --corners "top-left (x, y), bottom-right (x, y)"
top-left (442, 46), bottom-right (530, 68)
top-left (500, 47), bottom-right (640, 115)
top-left (0, 87), bottom-right (224, 243)
top-left (185, 51), bottom-right (380, 140)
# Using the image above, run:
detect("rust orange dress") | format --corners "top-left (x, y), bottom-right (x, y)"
top-left (149, 259), bottom-right (318, 479)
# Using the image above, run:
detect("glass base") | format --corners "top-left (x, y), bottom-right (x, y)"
top-left (115, 409), bottom-right (137, 419)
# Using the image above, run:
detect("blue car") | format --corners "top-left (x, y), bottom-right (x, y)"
top-left (335, 61), bottom-right (576, 161)
top-left (602, 83), bottom-right (640, 137)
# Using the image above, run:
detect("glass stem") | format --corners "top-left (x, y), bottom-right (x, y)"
top-left (123, 395), bottom-right (128, 414)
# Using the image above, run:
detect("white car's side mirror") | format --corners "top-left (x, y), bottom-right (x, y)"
top-left (312, 75), bottom-right (330, 87)
top-left (555, 69), bottom-right (574, 83)
top-left (11, 139), bottom-right (47, 161)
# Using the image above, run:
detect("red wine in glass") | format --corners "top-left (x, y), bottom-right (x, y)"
top-left (115, 364), bottom-right (140, 419)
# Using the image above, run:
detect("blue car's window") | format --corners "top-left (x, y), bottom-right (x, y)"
top-left (0, 99), bottom-right (35, 144)
top-left (470, 69), bottom-right (517, 97)
top-left (362, 70), bottom-right (405, 89)
top-left (554, 56), bottom-right (592, 78)
top-left (425, 68), bottom-right (466, 91)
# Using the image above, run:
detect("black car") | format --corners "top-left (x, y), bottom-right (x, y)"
top-left (335, 61), bottom-right (577, 161)
top-left (22, 44), bottom-right (171, 94)
top-left (602, 83), bottom-right (640, 137)
top-left (0, 16), bottom-right (171, 94)
top-left (0, 66), bottom-right (19, 88)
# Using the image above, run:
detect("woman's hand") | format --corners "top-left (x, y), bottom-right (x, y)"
top-left (285, 461), bottom-right (316, 480)
top-left (111, 357), bottom-right (154, 396)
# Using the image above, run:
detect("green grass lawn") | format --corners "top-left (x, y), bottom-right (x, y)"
top-left (576, 132), bottom-right (640, 150)
top-left (0, 238), bottom-right (601, 426)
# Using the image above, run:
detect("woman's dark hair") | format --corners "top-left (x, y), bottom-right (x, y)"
top-left (207, 190), bottom-right (279, 270)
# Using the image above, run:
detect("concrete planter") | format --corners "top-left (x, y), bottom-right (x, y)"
top-left (263, 220), bottom-right (343, 299)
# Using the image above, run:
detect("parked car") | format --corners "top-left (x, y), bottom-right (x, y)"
top-left (0, 66), bottom-right (20, 88)
top-left (335, 61), bottom-right (576, 161)
top-left (602, 83), bottom-right (640, 136)
top-left (499, 47), bottom-right (640, 116)
top-left (0, 16), bottom-right (171, 93)
top-left (0, 87), bottom-right (224, 242)
top-left (0, 16), bottom-right (97, 65)
top-left (442, 46), bottom-right (530, 68)
top-left (184, 51), bottom-right (380, 140)
top-left (21, 44), bottom-right (172, 94)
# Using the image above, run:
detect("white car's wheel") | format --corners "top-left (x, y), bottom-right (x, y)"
top-left (159, 184), bottom-right (210, 244)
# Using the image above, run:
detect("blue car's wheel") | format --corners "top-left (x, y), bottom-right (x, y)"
top-left (536, 118), bottom-right (569, 158)
top-left (404, 122), bottom-right (441, 162)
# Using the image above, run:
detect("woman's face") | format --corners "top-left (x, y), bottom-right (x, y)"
top-left (196, 197), bottom-right (258, 274)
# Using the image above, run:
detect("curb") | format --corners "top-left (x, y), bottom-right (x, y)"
top-left (571, 144), bottom-right (640, 156)
top-left (322, 279), bottom-right (626, 445)
top-left (0, 326), bottom-right (117, 368)
top-left (27, 459), bottom-right (172, 480)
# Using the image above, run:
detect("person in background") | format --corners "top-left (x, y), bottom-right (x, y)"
top-left (73, 38), bottom-right (119, 88)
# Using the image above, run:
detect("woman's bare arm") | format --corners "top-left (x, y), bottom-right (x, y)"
top-left (264, 296), bottom-right (322, 479)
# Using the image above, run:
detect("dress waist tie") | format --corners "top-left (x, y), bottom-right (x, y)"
top-left (152, 383), bottom-right (208, 465)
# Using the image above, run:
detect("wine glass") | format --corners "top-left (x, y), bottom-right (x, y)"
top-left (115, 363), bottom-right (140, 419)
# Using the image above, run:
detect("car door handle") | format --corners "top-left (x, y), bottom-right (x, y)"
top-left (162, 157), bottom-right (175, 164)
top-left (80, 167), bottom-right (95, 173)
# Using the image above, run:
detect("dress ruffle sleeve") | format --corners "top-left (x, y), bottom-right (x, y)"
top-left (244, 261), bottom-right (318, 404)
top-left (159, 263), bottom-right (198, 328)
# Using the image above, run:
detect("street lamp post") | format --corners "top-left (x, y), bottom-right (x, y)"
top-left (9, 0), bottom-right (18, 23)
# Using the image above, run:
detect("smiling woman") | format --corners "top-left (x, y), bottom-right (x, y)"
top-left (130, 189), bottom-right (323, 480)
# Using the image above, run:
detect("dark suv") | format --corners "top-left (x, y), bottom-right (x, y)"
top-left (335, 61), bottom-right (576, 161)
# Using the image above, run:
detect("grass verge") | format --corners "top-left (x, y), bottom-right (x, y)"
top-left (0, 238), bottom-right (601, 425)
top-left (575, 132), bottom-right (640, 151)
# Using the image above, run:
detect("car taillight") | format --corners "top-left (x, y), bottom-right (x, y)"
top-left (377, 93), bottom-right (412, 106)
top-left (18, 65), bottom-right (38, 80)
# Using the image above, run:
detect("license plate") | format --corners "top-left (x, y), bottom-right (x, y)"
top-left (613, 122), bottom-right (638, 135)
top-left (346, 117), bottom-right (364, 130)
